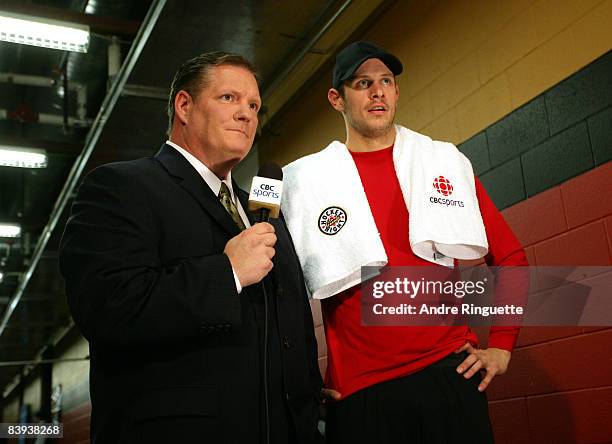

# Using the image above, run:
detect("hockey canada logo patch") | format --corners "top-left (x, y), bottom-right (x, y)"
top-left (318, 207), bottom-right (347, 235)
top-left (433, 176), bottom-right (454, 196)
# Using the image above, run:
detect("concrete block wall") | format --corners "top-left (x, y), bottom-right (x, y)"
top-left (460, 51), bottom-right (611, 210)
top-left (487, 161), bottom-right (612, 443)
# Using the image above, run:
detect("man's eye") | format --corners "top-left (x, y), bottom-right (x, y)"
top-left (222, 94), bottom-right (233, 101)
top-left (250, 103), bottom-right (259, 111)
top-left (357, 79), bottom-right (371, 88)
top-left (382, 78), bottom-right (392, 85)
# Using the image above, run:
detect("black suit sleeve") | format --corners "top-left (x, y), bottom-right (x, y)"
top-left (59, 165), bottom-right (242, 348)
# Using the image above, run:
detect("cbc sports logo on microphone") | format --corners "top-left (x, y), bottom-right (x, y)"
top-left (318, 206), bottom-right (347, 235)
top-left (249, 176), bottom-right (283, 204)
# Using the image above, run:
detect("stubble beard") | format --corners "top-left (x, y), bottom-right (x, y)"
top-left (344, 107), bottom-right (396, 139)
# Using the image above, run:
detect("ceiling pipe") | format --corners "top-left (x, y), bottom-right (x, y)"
top-left (121, 83), bottom-right (168, 100)
top-left (0, 108), bottom-right (92, 127)
top-left (63, 65), bottom-right (69, 133)
top-left (0, 356), bottom-right (89, 368)
top-left (0, 73), bottom-right (58, 88)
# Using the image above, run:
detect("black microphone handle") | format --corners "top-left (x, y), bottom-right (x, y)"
top-left (257, 207), bottom-right (271, 223)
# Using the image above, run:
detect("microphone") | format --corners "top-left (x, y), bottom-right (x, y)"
top-left (249, 162), bottom-right (283, 444)
top-left (248, 162), bottom-right (283, 223)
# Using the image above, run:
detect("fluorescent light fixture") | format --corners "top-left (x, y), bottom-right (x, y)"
top-left (0, 146), bottom-right (48, 168)
top-left (0, 272), bottom-right (3, 283)
top-left (0, 224), bottom-right (21, 238)
top-left (0, 10), bottom-right (89, 53)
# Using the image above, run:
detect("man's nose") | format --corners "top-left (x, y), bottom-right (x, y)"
top-left (370, 83), bottom-right (385, 99)
top-left (235, 104), bottom-right (251, 122)
top-left (234, 107), bottom-right (251, 123)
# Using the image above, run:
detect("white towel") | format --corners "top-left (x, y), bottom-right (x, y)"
top-left (282, 141), bottom-right (387, 300)
top-left (282, 125), bottom-right (488, 299)
top-left (393, 126), bottom-right (489, 265)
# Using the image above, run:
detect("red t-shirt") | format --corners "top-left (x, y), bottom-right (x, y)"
top-left (321, 145), bottom-right (528, 398)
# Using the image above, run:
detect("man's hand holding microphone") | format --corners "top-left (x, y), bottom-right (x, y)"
top-left (223, 162), bottom-right (283, 287)
top-left (224, 223), bottom-right (276, 287)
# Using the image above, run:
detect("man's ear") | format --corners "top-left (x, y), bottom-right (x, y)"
top-left (328, 88), bottom-right (345, 112)
top-left (174, 90), bottom-right (192, 125)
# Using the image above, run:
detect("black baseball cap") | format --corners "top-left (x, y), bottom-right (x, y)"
top-left (332, 41), bottom-right (403, 90)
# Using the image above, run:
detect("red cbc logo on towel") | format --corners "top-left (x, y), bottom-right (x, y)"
top-left (433, 176), bottom-right (453, 196)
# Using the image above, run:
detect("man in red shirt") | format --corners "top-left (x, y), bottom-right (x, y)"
top-left (289, 41), bottom-right (528, 443)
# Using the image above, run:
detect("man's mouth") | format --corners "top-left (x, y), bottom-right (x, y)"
top-left (368, 104), bottom-right (387, 114)
top-left (228, 129), bottom-right (248, 136)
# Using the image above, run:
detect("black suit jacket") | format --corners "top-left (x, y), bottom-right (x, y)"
top-left (59, 144), bottom-right (323, 444)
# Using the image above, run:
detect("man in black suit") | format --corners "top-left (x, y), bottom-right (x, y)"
top-left (59, 52), bottom-right (323, 444)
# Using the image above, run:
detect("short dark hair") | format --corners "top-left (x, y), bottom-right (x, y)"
top-left (167, 51), bottom-right (258, 136)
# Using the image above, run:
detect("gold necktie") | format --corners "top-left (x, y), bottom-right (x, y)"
top-left (219, 182), bottom-right (246, 231)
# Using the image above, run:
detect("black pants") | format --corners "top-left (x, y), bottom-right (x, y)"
top-left (325, 353), bottom-right (494, 444)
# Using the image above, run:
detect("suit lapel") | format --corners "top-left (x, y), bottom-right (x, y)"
top-left (155, 143), bottom-right (241, 238)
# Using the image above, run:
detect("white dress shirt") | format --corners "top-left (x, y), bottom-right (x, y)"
top-left (166, 140), bottom-right (251, 293)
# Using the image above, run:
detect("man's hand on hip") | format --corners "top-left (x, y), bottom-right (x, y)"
top-left (455, 343), bottom-right (511, 392)
top-left (224, 222), bottom-right (276, 287)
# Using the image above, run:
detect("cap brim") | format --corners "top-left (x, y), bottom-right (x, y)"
top-left (334, 52), bottom-right (403, 89)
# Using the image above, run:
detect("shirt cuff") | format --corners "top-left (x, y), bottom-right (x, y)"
top-left (488, 327), bottom-right (520, 352)
top-left (232, 268), bottom-right (243, 294)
